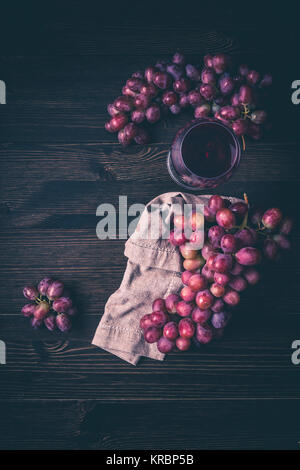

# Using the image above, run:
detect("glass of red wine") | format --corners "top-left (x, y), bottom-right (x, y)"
top-left (167, 118), bottom-right (241, 190)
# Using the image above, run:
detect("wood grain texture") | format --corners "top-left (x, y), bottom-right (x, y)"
top-left (0, 0), bottom-right (300, 450)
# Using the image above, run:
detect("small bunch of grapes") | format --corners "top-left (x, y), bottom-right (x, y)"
top-left (140, 195), bottom-right (292, 354)
top-left (21, 278), bottom-right (77, 332)
top-left (105, 52), bottom-right (272, 146)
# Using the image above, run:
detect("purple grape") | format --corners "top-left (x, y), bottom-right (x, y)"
top-left (126, 78), bottom-right (143, 92)
top-left (232, 119), bottom-right (249, 136)
top-left (47, 280), bottom-right (64, 300)
top-left (204, 54), bottom-right (213, 68)
top-left (144, 326), bottom-right (162, 343)
top-left (44, 314), bottom-right (57, 331)
top-left (196, 324), bottom-right (213, 344)
top-left (185, 64), bottom-right (201, 81)
top-left (199, 83), bottom-right (216, 101)
top-left (132, 70), bottom-right (143, 80)
top-left (230, 262), bottom-right (244, 276)
top-left (250, 208), bottom-right (263, 226)
top-left (280, 217), bottom-right (293, 235)
top-left (170, 104), bottom-right (181, 115)
top-left (201, 67), bottom-right (216, 85)
top-left (23, 285), bottom-right (39, 301)
top-left (235, 228), bottom-right (257, 247)
top-left (153, 72), bottom-right (172, 89)
top-left (107, 103), bottom-right (119, 117)
top-left (219, 73), bottom-right (234, 95)
top-left (273, 234), bottom-right (291, 251)
top-left (214, 272), bottom-right (231, 287)
top-left (259, 73), bottom-right (272, 88)
top-left (235, 247), bottom-right (261, 266)
top-left (202, 264), bottom-right (215, 283)
top-left (238, 85), bottom-right (254, 105)
top-left (38, 277), bottom-right (53, 296)
top-left (211, 311), bottom-right (230, 329)
top-left (52, 296), bottom-right (72, 313)
top-left (131, 109), bottom-right (145, 124)
top-left (216, 208), bottom-right (236, 229)
top-left (155, 60), bottom-right (167, 71)
top-left (173, 77), bottom-right (191, 93)
top-left (134, 94), bottom-right (150, 109)
top-left (247, 70), bottom-right (260, 85)
top-left (223, 288), bottom-right (240, 306)
top-left (191, 307), bottom-right (211, 324)
top-left (188, 90), bottom-right (203, 106)
top-left (176, 301), bottom-right (193, 317)
top-left (114, 96), bottom-right (133, 113)
top-left (229, 276), bottom-right (247, 292)
top-left (166, 63), bottom-right (184, 81)
top-left (118, 128), bottom-right (131, 147)
top-left (262, 208), bottom-right (282, 230)
top-left (231, 93), bottom-right (240, 106)
top-left (134, 128), bottom-right (149, 145)
top-left (140, 83), bottom-right (158, 98)
top-left (212, 54), bottom-right (229, 74)
top-left (162, 91), bottom-right (177, 107)
top-left (211, 299), bottom-right (225, 313)
top-left (144, 66), bottom-right (157, 84)
top-left (157, 337), bottom-right (175, 353)
top-left (179, 93), bottom-right (190, 108)
top-left (21, 303), bottom-right (36, 317)
top-left (221, 234), bottom-right (237, 253)
top-left (195, 289), bottom-right (214, 310)
top-left (219, 106), bottom-right (240, 121)
top-left (263, 239), bottom-right (279, 260)
top-left (243, 268), bottom-right (260, 285)
top-left (172, 52), bottom-right (185, 66)
top-left (208, 225), bottom-right (225, 249)
top-left (239, 64), bottom-right (250, 77)
top-left (31, 317), bottom-right (43, 329)
top-left (145, 104), bottom-right (161, 123)
top-left (229, 202), bottom-right (248, 219)
top-left (251, 110), bottom-right (267, 124)
top-left (124, 123), bottom-right (138, 140)
top-left (56, 313), bottom-right (72, 332)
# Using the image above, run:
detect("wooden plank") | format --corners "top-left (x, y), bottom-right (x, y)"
top-left (0, 399), bottom-right (299, 449)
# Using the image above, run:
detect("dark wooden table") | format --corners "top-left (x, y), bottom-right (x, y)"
top-left (0, 1), bottom-right (300, 450)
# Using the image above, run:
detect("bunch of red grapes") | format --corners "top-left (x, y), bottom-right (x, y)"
top-left (21, 278), bottom-right (77, 332)
top-left (140, 195), bottom-right (292, 354)
top-left (105, 52), bottom-right (272, 146)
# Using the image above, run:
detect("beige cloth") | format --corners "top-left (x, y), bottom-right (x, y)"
top-left (92, 192), bottom-right (240, 365)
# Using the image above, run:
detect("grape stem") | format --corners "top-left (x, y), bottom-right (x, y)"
top-left (241, 135), bottom-right (246, 151)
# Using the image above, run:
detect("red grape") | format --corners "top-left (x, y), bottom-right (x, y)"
top-left (152, 298), bottom-right (166, 312)
top-left (134, 94), bottom-right (150, 109)
top-left (140, 313), bottom-right (154, 330)
top-left (195, 289), bottom-right (214, 310)
top-left (157, 337), bottom-right (175, 353)
top-left (134, 128), bottom-right (149, 145)
top-left (31, 317), bottom-right (43, 329)
top-left (208, 225), bottom-right (225, 248)
top-left (238, 85), bottom-right (253, 105)
top-left (194, 103), bottom-right (211, 118)
top-left (183, 256), bottom-right (205, 271)
top-left (165, 294), bottom-right (180, 314)
top-left (131, 109), bottom-right (145, 124)
top-left (176, 301), bottom-right (193, 317)
top-left (201, 243), bottom-right (216, 260)
top-left (109, 114), bottom-right (128, 132)
top-left (181, 270), bottom-right (193, 285)
top-left (213, 254), bottom-right (233, 273)
top-left (229, 201), bottom-right (248, 219)
top-left (107, 103), bottom-right (119, 116)
top-left (179, 93), bottom-right (190, 108)
top-left (180, 286), bottom-right (196, 302)
top-left (221, 234), bottom-right (237, 253)
top-left (199, 83), bottom-right (216, 101)
top-left (196, 323), bottom-right (213, 344)
top-left (232, 119), bottom-right (248, 136)
top-left (188, 273), bottom-right (207, 292)
top-left (214, 272), bottom-right (231, 287)
top-left (216, 208), bottom-right (236, 229)
top-left (206, 254), bottom-right (218, 270)
top-left (223, 289), bottom-right (240, 307)
top-left (176, 336), bottom-right (191, 351)
top-left (243, 268), bottom-right (260, 285)
top-left (140, 83), bottom-right (158, 98)
top-left (230, 262), bottom-right (244, 276)
top-left (188, 230), bottom-right (204, 250)
top-left (163, 321), bottom-right (179, 340)
top-left (211, 298), bottom-right (225, 313)
top-left (118, 128), bottom-right (131, 147)
top-left (204, 54), bottom-right (213, 68)
top-left (191, 307), bottom-right (211, 324)
top-left (126, 78), bottom-right (143, 92)
top-left (173, 77), bottom-right (191, 93)
top-left (235, 247), bottom-right (261, 266)
top-left (201, 264), bottom-right (215, 282)
top-left (179, 245), bottom-right (198, 259)
top-left (188, 90), bottom-right (203, 106)
top-left (162, 91), bottom-right (177, 107)
top-left (52, 296), bottom-right (72, 313)
top-left (178, 318), bottom-right (195, 338)
top-left (114, 96), bottom-right (132, 112)
top-left (247, 70), bottom-right (260, 85)
top-left (251, 110), bottom-right (267, 124)
top-left (153, 72), bottom-right (172, 89)
top-left (262, 208), bottom-right (283, 230)
top-left (189, 212), bottom-right (204, 231)
top-left (235, 228), bottom-right (257, 248)
top-left (201, 67), bottom-right (216, 85)
top-left (210, 283), bottom-right (225, 298)
top-left (47, 280), bottom-right (64, 300)
top-left (219, 73), bottom-right (234, 95)
top-left (144, 66), bottom-right (157, 83)
top-left (212, 54), bottom-right (229, 74)
top-left (228, 276), bottom-right (247, 292)
top-left (204, 205), bottom-right (215, 222)
top-left (169, 229), bottom-right (187, 246)
top-left (150, 311), bottom-right (169, 327)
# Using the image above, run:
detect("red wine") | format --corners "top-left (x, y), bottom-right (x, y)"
top-left (182, 123), bottom-right (234, 177)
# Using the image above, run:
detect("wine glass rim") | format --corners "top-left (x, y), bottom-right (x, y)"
top-left (173, 118), bottom-right (241, 181)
